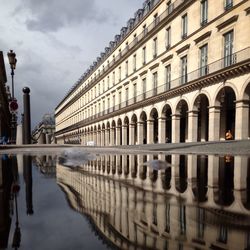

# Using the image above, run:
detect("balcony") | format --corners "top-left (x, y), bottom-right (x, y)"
top-left (56, 47), bottom-right (250, 135)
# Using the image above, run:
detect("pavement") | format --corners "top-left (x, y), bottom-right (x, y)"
top-left (0, 140), bottom-right (250, 156)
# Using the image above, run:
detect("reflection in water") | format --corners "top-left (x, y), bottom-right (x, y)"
top-left (57, 154), bottom-right (250, 250)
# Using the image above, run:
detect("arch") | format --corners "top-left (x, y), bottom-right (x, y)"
top-left (176, 155), bottom-right (188, 193)
top-left (117, 118), bottom-right (122, 145)
top-left (112, 120), bottom-right (116, 145)
top-left (149, 108), bottom-right (159, 143)
top-left (139, 111), bottom-right (147, 144)
top-left (176, 100), bottom-right (189, 142)
top-left (162, 104), bottom-right (172, 143)
top-left (124, 116), bottom-right (129, 145)
top-left (215, 86), bottom-right (236, 139)
top-left (193, 94), bottom-right (209, 141)
top-left (242, 80), bottom-right (250, 138)
top-left (131, 114), bottom-right (138, 145)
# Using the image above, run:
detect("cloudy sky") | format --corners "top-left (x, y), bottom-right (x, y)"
top-left (0, 0), bottom-right (143, 129)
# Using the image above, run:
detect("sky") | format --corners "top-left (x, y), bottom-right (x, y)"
top-left (0, 0), bottom-right (143, 129)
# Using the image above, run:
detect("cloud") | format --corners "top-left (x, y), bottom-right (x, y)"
top-left (15, 0), bottom-right (110, 32)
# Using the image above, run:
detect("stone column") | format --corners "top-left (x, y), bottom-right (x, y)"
top-left (171, 114), bottom-right (181, 143)
top-left (129, 124), bottom-right (135, 145)
top-left (110, 128), bottom-right (115, 146)
top-left (105, 129), bottom-right (110, 146)
top-left (235, 100), bottom-right (249, 140)
top-left (147, 120), bottom-right (154, 144)
top-left (234, 156), bottom-right (248, 190)
top-left (208, 106), bottom-right (220, 141)
top-left (137, 122), bottom-right (144, 145)
top-left (158, 117), bottom-right (166, 143)
top-left (101, 130), bottom-right (105, 146)
top-left (97, 131), bottom-right (101, 146)
top-left (122, 125), bottom-right (128, 145)
top-left (188, 110), bottom-right (198, 142)
top-left (116, 126), bottom-right (121, 146)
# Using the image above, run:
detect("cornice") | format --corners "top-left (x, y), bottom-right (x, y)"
top-left (176, 44), bottom-right (190, 55)
top-left (194, 31), bottom-right (212, 44)
top-left (161, 54), bottom-right (173, 64)
top-left (216, 15), bottom-right (239, 31)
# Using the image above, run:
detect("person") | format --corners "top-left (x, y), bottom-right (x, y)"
top-left (225, 130), bottom-right (233, 140)
top-left (165, 137), bottom-right (170, 143)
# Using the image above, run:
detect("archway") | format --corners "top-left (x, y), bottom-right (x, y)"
top-left (176, 100), bottom-right (188, 142)
top-left (150, 108), bottom-right (159, 143)
top-left (124, 116), bottom-right (129, 145)
top-left (117, 118), bottom-right (122, 145)
top-left (216, 87), bottom-right (236, 139)
top-left (162, 104), bottom-right (172, 143)
top-left (131, 114), bottom-right (138, 145)
top-left (102, 123), bottom-right (105, 146)
top-left (242, 82), bottom-right (250, 139)
top-left (112, 120), bottom-right (116, 145)
top-left (176, 155), bottom-right (187, 193)
top-left (140, 111), bottom-right (147, 144)
top-left (194, 94), bottom-right (209, 141)
top-left (106, 122), bottom-right (111, 146)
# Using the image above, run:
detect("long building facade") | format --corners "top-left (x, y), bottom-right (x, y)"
top-left (55, 0), bottom-right (250, 145)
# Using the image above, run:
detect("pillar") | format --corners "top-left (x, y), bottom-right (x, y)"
top-left (23, 87), bottom-right (31, 144)
top-left (101, 130), bottom-right (105, 146)
top-left (122, 125), bottom-right (128, 145)
top-left (158, 117), bottom-right (166, 143)
top-left (116, 126), bottom-right (121, 146)
top-left (129, 124), bottom-right (135, 145)
top-left (208, 106), bottom-right (220, 141)
top-left (137, 122), bottom-right (144, 144)
top-left (188, 110), bottom-right (198, 142)
top-left (105, 129), bottom-right (110, 146)
top-left (110, 128), bottom-right (115, 146)
top-left (147, 120), bottom-right (153, 144)
top-left (235, 100), bottom-right (249, 140)
top-left (171, 114), bottom-right (181, 143)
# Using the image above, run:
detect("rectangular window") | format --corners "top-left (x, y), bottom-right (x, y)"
top-left (142, 47), bottom-right (146, 65)
top-left (154, 13), bottom-right (158, 26)
top-left (153, 37), bottom-right (158, 58)
top-left (165, 65), bottom-right (171, 90)
top-left (119, 92), bottom-right (122, 108)
top-left (103, 100), bottom-right (105, 111)
top-left (102, 80), bottom-right (105, 93)
top-left (167, 1), bottom-right (173, 14)
top-left (125, 61), bottom-right (128, 76)
top-left (133, 54), bottom-right (136, 71)
top-left (153, 72), bottom-right (158, 94)
top-left (181, 56), bottom-right (188, 84)
top-left (107, 98), bottom-right (110, 112)
top-left (113, 95), bottom-right (115, 110)
top-left (181, 14), bottom-right (188, 39)
top-left (166, 27), bottom-right (171, 49)
top-left (142, 78), bottom-right (146, 98)
top-left (224, 30), bottom-right (234, 67)
top-left (107, 76), bottom-right (110, 90)
top-left (143, 24), bottom-right (147, 36)
top-left (200, 0), bottom-right (208, 26)
top-left (125, 88), bottom-right (129, 105)
top-left (224, 0), bottom-right (233, 10)
top-left (200, 44), bottom-right (208, 76)
top-left (119, 67), bottom-right (121, 81)
top-left (113, 71), bottom-right (115, 85)
top-left (133, 83), bottom-right (137, 102)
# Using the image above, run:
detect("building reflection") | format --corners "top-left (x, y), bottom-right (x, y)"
top-left (34, 155), bottom-right (56, 178)
top-left (56, 154), bottom-right (250, 250)
top-left (0, 154), bottom-right (21, 249)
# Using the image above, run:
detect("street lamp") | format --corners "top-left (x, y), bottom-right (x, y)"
top-left (7, 50), bottom-right (18, 143)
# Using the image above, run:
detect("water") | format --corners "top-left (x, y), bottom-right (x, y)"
top-left (1, 151), bottom-right (250, 250)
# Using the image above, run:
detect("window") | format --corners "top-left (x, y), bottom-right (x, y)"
top-left (224, 0), bottom-right (233, 10)
top-left (165, 65), bottom-right (171, 90)
top-left (107, 76), bottom-right (110, 89)
top-left (153, 37), bottom-right (158, 58)
top-left (166, 27), bottom-right (171, 49)
top-left (200, 44), bottom-right (208, 76)
top-left (119, 67), bottom-right (121, 81)
top-left (154, 13), bottom-right (158, 26)
top-left (107, 98), bottom-right (110, 110)
top-left (224, 30), bottom-right (234, 67)
top-left (133, 83), bottom-right (137, 102)
top-left (181, 56), bottom-right (188, 84)
top-left (125, 88), bottom-right (129, 105)
top-left (103, 100), bottom-right (105, 111)
top-left (167, 1), bottom-right (173, 14)
top-left (200, 0), bottom-right (208, 26)
top-left (113, 95), bottom-right (115, 110)
top-left (153, 72), bottom-right (158, 94)
top-left (102, 80), bottom-right (105, 93)
top-left (143, 24), bottom-right (147, 36)
top-left (181, 14), bottom-right (188, 39)
top-left (133, 54), bottom-right (136, 71)
top-left (125, 61), bottom-right (128, 76)
top-left (119, 92), bottom-right (122, 108)
top-left (142, 78), bottom-right (146, 98)
top-left (142, 47), bottom-right (146, 65)
top-left (113, 71), bottom-right (115, 85)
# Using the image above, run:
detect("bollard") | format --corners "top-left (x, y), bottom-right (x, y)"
top-left (23, 87), bottom-right (31, 144)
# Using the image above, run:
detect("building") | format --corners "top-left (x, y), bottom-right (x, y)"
top-left (0, 51), bottom-right (11, 140)
top-left (55, 0), bottom-right (250, 145)
top-left (32, 113), bottom-right (55, 144)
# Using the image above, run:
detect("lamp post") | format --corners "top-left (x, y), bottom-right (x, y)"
top-left (7, 50), bottom-right (18, 143)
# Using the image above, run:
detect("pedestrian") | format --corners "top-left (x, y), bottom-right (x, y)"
top-left (225, 130), bottom-right (233, 140)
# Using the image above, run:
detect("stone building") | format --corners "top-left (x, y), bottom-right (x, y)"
top-left (0, 51), bottom-right (11, 140)
top-left (55, 0), bottom-right (250, 145)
